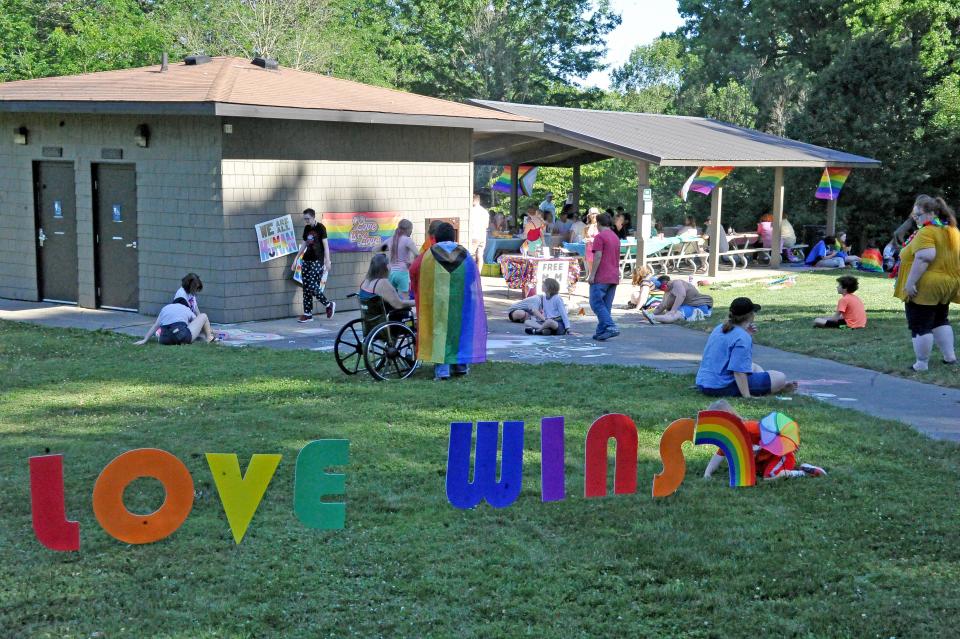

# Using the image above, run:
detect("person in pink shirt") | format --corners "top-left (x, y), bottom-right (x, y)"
top-left (588, 212), bottom-right (622, 340)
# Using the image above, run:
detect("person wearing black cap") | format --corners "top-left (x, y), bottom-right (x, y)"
top-left (696, 297), bottom-right (797, 398)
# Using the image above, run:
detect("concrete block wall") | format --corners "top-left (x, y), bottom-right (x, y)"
top-left (0, 113), bottom-right (222, 316)
top-left (220, 119), bottom-right (474, 322)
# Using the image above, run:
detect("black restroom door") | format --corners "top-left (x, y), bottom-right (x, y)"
top-left (93, 164), bottom-right (139, 311)
top-left (34, 161), bottom-right (78, 304)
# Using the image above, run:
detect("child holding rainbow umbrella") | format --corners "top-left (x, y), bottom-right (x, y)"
top-left (703, 401), bottom-right (827, 480)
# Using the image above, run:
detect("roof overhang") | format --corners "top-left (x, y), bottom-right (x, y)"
top-left (0, 100), bottom-right (544, 133)
top-left (468, 99), bottom-right (881, 169)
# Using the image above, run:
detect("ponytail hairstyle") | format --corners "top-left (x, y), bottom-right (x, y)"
top-left (914, 194), bottom-right (958, 228)
top-left (390, 219), bottom-right (413, 261)
top-left (721, 310), bottom-right (754, 334)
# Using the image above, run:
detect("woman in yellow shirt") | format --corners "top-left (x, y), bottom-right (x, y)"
top-left (894, 195), bottom-right (960, 371)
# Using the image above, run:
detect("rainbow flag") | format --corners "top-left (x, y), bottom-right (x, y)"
top-left (857, 248), bottom-right (884, 273)
top-left (678, 166), bottom-right (734, 201)
top-left (410, 243), bottom-right (487, 364)
top-left (492, 165), bottom-right (538, 197)
top-left (815, 167), bottom-right (852, 200)
top-left (323, 212), bottom-right (400, 252)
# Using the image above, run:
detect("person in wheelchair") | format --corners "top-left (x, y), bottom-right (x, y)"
top-left (359, 254), bottom-right (415, 322)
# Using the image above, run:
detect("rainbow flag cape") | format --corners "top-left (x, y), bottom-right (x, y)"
top-left (857, 248), bottom-right (884, 273)
top-left (492, 165), bottom-right (538, 197)
top-left (678, 166), bottom-right (734, 201)
top-left (410, 242), bottom-right (487, 364)
top-left (815, 167), bottom-right (852, 200)
top-left (324, 212), bottom-right (400, 252)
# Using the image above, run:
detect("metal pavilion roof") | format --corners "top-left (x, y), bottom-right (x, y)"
top-left (469, 100), bottom-right (881, 169)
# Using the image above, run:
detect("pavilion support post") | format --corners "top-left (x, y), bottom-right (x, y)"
top-left (572, 164), bottom-right (582, 215)
top-left (510, 164), bottom-right (520, 227)
top-left (635, 161), bottom-right (652, 268)
top-left (708, 185), bottom-right (723, 277)
top-left (770, 167), bottom-right (785, 267)
top-left (826, 199), bottom-right (837, 237)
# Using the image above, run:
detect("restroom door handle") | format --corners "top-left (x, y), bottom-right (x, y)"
top-left (125, 241), bottom-right (138, 249)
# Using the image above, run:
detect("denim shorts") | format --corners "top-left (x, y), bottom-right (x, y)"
top-left (159, 322), bottom-right (193, 345)
top-left (698, 372), bottom-right (772, 397)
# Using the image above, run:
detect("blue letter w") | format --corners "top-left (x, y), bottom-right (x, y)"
top-left (446, 421), bottom-right (524, 509)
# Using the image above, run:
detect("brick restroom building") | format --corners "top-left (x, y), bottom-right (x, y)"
top-left (0, 56), bottom-right (538, 322)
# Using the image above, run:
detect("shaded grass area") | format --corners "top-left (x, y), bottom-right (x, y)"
top-left (694, 269), bottom-right (960, 388)
top-left (1, 320), bottom-right (959, 638)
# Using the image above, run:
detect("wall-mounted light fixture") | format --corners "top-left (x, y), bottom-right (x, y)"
top-left (13, 126), bottom-right (28, 145)
top-left (134, 124), bottom-right (150, 148)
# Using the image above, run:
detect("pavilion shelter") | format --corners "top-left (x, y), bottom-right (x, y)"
top-left (469, 100), bottom-right (881, 277)
top-left (0, 57), bottom-right (539, 322)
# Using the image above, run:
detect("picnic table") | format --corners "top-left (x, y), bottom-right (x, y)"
top-left (497, 254), bottom-right (580, 297)
top-left (483, 234), bottom-right (558, 264)
top-left (562, 236), bottom-right (686, 278)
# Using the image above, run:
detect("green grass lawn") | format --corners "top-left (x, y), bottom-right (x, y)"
top-left (692, 269), bottom-right (960, 389)
top-left (2, 321), bottom-right (959, 638)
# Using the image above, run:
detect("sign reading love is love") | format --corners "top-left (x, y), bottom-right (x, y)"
top-left (28, 411), bottom-right (762, 552)
top-left (324, 211), bottom-right (400, 252)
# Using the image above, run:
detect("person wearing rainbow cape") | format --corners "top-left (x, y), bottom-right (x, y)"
top-left (410, 222), bottom-right (487, 380)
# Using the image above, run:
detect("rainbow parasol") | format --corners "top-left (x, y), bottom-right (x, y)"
top-left (759, 412), bottom-right (800, 456)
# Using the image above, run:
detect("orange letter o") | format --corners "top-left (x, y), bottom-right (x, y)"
top-left (92, 449), bottom-right (194, 544)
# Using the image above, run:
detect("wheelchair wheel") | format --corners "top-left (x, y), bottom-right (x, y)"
top-left (363, 321), bottom-right (419, 381)
top-left (334, 318), bottom-right (365, 375)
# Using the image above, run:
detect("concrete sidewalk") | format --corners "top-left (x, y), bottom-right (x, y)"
top-left (3, 290), bottom-right (959, 442)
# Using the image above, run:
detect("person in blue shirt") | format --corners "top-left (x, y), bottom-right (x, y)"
top-left (696, 297), bottom-right (798, 398)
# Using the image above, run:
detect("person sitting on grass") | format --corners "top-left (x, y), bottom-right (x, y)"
top-left (702, 399), bottom-right (827, 480)
top-left (506, 278), bottom-right (571, 335)
top-left (135, 297), bottom-right (215, 345)
top-left (805, 235), bottom-right (846, 268)
top-left (814, 275), bottom-right (867, 329)
top-left (696, 297), bottom-right (798, 398)
top-left (643, 275), bottom-right (714, 324)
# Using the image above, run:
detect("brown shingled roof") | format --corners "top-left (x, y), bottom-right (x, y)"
top-left (0, 57), bottom-right (540, 132)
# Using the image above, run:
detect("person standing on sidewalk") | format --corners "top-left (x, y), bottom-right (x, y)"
top-left (588, 212), bottom-right (621, 341)
top-left (292, 208), bottom-right (335, 322)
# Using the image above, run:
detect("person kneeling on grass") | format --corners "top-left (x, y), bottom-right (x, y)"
top-left (135, 297), bottom-right (215, 345)
top-left (696, 297), bottom-right (797, 398)
top-left (643, 276), bottom-right (714, 324)
top-left (814, 275), bottom-right (867, 329)
top-left (702, 400), bottom-right (826, 480)
top-left (506, 278), bottom-right (571, 335)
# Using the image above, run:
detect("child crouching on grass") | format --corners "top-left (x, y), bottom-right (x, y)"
top-left (702, 400), bottom-right (826, 481)
top-left (507, 278), bottom-right (571, 335)
top-left (813, 275), bottom-right (867, 329)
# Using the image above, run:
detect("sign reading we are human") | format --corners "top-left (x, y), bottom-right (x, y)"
top-left (255, 214), bottom-right (299, 263)
top-left (27, 412), bottom-right (759, 552)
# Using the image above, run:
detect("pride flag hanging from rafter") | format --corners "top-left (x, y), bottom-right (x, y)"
top-left (815, 167), bottom-right (852, 200)
top-left (678, 166), bottom-right (734, 201)
top-left (492, 165), bottom-right (538, 197)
